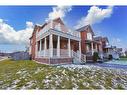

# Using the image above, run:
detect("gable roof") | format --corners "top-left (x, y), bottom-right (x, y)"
top-left (94, 36), bottom-right (102, 41)
top-left (30, 17), bottom-right (67, 39)
top-left (102, 37), bottom-right (109, 43)
top-left (30, 25), bottom-right (41, 39)
top-left (52, 17), bottom-right (65, 25)
top-left (94, 36), bottom-right (109, 43)
top-left (76, 25), bottom-right (95, 35)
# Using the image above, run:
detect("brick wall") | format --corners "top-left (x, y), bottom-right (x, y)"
top-left (80, 31), bottom-right (87, 54)
top-left (30, 26), bottom-right (40, 59)
top-left (35, 58), bottom-right (73, 64)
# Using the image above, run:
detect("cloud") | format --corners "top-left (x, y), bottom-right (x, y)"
top-left (94, 30), bottom-right (103, 36)
top-left (111, 38), bottom-right (126, 49)
top-left (75, 6), bottom-right (113, 29)
top-left (111, 38), bottom-right (121, 45)
top-left (45, 6), bottom-right (72, 21)
top-left (0, 19), bottom-right (33, 45)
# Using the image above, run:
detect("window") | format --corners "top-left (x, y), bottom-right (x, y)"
top-left (87, 32), bottom-right (92, 40)
top-left (55, 23), bottom-right (61, 31)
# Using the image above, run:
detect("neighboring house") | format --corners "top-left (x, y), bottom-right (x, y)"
top-left (116, 48), bottom-right (123, 57)
top-left (29, 17), bottom-right (121, 64)
top-left (11, 51), bottom-right (30, 60)
top-left (76, 26), bottom-right (109, 60)
top-left (0, 52), bottom-right (11, 57)
top-left (103, 45), bottom-right (121, 59)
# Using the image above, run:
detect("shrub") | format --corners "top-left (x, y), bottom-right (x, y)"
top-left (93, 52), bottom-right (99, 63)
top-left (108, 54), bottom-right (113, 60)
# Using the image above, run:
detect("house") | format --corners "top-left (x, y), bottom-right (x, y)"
top-left (103, 45), bottom-right (121, 59)
top-left (94, 37), bottom-right (109, 58)
top-left (29, 18), bottom-right (85, 64)
top-left (29, 17), bottom-right (121, 64)
top-left (76, 26), bottom-right (110, 61)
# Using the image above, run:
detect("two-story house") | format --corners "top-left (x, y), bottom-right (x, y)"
top-left (30, 18), bottom-right (86, 64)
top-left (29, 17), bottom-right (114, 64)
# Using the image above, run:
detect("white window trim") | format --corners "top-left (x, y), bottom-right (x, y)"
top-left (87, 32), bottom-right (92, 40)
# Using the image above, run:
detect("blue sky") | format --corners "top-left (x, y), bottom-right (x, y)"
top-left (0, 6), bottom-right (127, 52)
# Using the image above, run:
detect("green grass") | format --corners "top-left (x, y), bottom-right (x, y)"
top-left (119, 58), bottom-right (127, 61)
top-left (0, 59), bottom-right (127, 89)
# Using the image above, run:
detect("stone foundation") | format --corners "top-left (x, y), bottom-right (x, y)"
top-left (35, 57), bottom-right (73, 64)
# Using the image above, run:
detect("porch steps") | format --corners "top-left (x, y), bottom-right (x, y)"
top-left (71, 50), bottom-right (86, 64)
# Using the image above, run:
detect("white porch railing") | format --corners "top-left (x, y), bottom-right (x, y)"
top-left (86, 49), bottom-right (98, 56)
top-left (37, 49), bottom-right (86, 63)
top-left (37, 23), bottom-right (51, 38)
top-left (71, 50), bottom-right (86, 63)
top-left (67, 29), bottom-right (80, 38)
top-left (60, 49), bottom-right (69, 57)
top-left (36, 23), bottom-right (81, 39)
top-left (37, 49), bottom-right (69, 58)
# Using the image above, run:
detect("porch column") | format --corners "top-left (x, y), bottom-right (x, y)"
top-left (44, 37), bottom-right (47, 57)
top-left (68, 38), bottom-right (71, 57)
top-left (57, 36), bottom-right (60, 57)
top-left (96, 44), bottom-right (98, 52)
top-left (91, 42), bottom-right (94, 55)
top-left (49, 34), bottom-right (53, 57)
top-left (79, 41), bottom-right (81, 61)
top-left (40, 39), bottom-right (42, 51)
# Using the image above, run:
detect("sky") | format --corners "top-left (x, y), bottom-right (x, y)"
top-left (0, 6), bottom-right (127, 53)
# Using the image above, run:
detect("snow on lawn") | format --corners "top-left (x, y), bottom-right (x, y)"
top-left (0, 60), bottom-right (127, 89)
top-left (56, 64), bottom-right (127, 89)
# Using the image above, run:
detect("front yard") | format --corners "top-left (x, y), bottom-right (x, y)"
top-left (120, 57), bottom-right (127, 61)
top-left (0, 59), bottom-right (127, 89)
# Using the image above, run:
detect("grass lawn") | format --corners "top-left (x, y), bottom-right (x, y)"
top-left (119, 58), bottom-right (127, 61)
top-left (0, 59), bottom-right (127, 89)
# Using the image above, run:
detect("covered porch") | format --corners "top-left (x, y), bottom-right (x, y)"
top-left (37, 34), bottom-right (81, 58)
top-left (85, 40), bottom-right (102, 56)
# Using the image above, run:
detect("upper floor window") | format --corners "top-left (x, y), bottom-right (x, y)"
top-left (87, 32), bottom-right (92, 40)
top-left (55, 23), bottom-right (61, 31)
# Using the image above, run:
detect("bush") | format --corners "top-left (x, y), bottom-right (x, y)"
top-left (108, 54), bottom-right (113, 60)
top-left (93, 52), bottom-right (99, 63)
